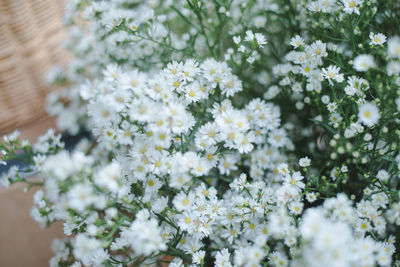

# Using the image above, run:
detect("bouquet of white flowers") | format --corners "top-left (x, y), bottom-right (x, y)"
top-left (1, 0), bottom-right (400, 266)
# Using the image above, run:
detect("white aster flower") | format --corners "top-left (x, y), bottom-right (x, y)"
top-left (284, 171), bottom-right (305, 191)
top-left (353, 54), bottom-right (375, 72)
top-left (388, 36), bottom-right (400, 59)
top-left (322, 65), bottom-right (344, 84)
top-left (358, 102), bottom-right (380, 127)
top-left (244, 30), bottom-right (255, 42)
top-left (255, 33), bottom-right (267, 48)
top-left (290, 35), bottom-right (304, 48)
top-left (369, 32), bottom-right (387, 46)
top-left (215, 248), bottom-right (232, 267)
top-left (192, 250), bottom-right (205, 264)
top-left (306, 192), bottom-right (317, 203)
top-left (342, 0), bottom-right (363, 15)
top-left (299, 157), bottom-right (311, 167)
top-left (377, 169), bottom-right (390, 182)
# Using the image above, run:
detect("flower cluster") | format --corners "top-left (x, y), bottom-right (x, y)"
top-left (1, 0), bottom-right (400, 266)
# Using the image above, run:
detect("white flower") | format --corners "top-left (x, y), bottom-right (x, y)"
top-left (173, 191), bottom-right (195, 211)
top-left (330, 112), bottom-right (343, 124)
top-left (247, 56), bottom-right (255, 63)
top-left (388, 36), bottom-right (400, 59)
top-left (67, 184), bottom-right (96, 212)
top-left (244, 30), bottom-right (255, 42)
top-left (341, 165), bottom-right (348, 172)
top-left (308, 1), bottom-right (322, 13)
top-left (377, 169), bottom-right (390, 182)
top-left (73, 234), bottom-right (102, 265)
top-left (230, 173), bottom-right (247, 192)
top-left (192, 250), bottom-right (205, 264)
top-left (289, 201), bottom-right (304, 215)
top-left (268, 128), bottom-right (288, 148)
top-left (103, 64), bottom-right (122, 81)
top-left (290, 35), bottom-right (304, 48)
top-left (353, 54), bottom-right (375, 72)
top-left (0, 172), bottom-right (10, 188)
top-left (124, 215), bottom-right (167, 255)
top-left (369, 32), bottom-right (387, 46)
top-left (299, 157), bottom-right (311, 167)
top-left (396, 97), bottom-right (400, 111)
top-left (358, 102), bottom-right (380, 127)
top-left (321, 95), bottom-right (330, 104)
top-left (306, 192), bottom-right (317, 203)
top-left (311, 40), bottom-right (328, 57)
top-left (284, 171), bottom-right (305, 191)
top-left (255, 33), bottom-right (267, 48)
top-left (322, 65), bottom-right (344, 84)
top-left (342, 0), bottom-right (363, 15)
top-left (326, 102), bottom-right (337, 112)
top-left (95, 161), bottom-right (121, 193)
top-left (169, 258), bottom-right (184, 267)
top-left (215, 248), bottom-right (232, 267)
top-left (222, 75), bottom-right (243, 97)
top-left (387, 61), bottom-right (400, 76)
top-left (253, 16), bottom-right (266, 28)
top-left (3, 130), bottom-right (20, 143)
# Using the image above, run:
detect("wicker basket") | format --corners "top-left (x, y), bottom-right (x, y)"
top-left (0, 0), bottom-right (70, 135)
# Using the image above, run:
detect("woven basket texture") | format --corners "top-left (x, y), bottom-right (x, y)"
top-left (0, 0), bottom-right (70, 135)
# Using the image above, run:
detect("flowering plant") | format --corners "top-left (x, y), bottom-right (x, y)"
top-left (1, 0), bottom-right (400, 266)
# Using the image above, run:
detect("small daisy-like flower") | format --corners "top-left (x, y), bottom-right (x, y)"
top-left (255, 33), bottom-right (267, 48)
top-left (306, 192), bottom-right (317, 202)
top-left (322, 65), bottom-right (344, 84)
top-left (377, 169), bottom-right (389, 182)
top-left (341, 165), bottom-right (348, 172)
top-left (307, 2), bottom-right (321, 12)
top-left (244, 30), bottom-right (255, 42)
top-left (289, 201), bottom-right (304, 215)
top-left (330, 112), bottom-right (343, 124)
top-left (388, 36), bottom-right (400, 59)
top-left (247, 55), bottom-right (255, 63)
top-left (321, 95), bottom-right (330, 104)
top-left (327, 102), bottom-right (338, 112)
top-left (103, 64), bottom-right (122, 81)
top-left (343, 0), bottom-right (363, 15)
top-left (192, 250), bottom-right (205, 264)
top-left (233, 36), bottom-right (241, 45)
top-left (299, 157), bottom-right (311, 167)
top-left (358, 102), bottom-right (380, 127)
top-left (353, 54), bottom-right (375, 72)
top-left (215, 248), bottom-right (232, 267)
top-left (369, 32), bottom-right (387, 46)
top-left (290, 35), bottom-right (304, 48)
top-left (253, 16), bottom-right (266, 28)
top-left (284, 171), bottom-right (305, 190)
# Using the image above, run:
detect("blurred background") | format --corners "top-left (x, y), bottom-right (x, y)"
top-left (0, 0), bottom-right (69, 266)
top-left (0, 0), bottom-right (69, 135)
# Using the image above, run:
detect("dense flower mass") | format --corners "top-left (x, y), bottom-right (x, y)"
top-left (1, 0), bottom-right (400, 266)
